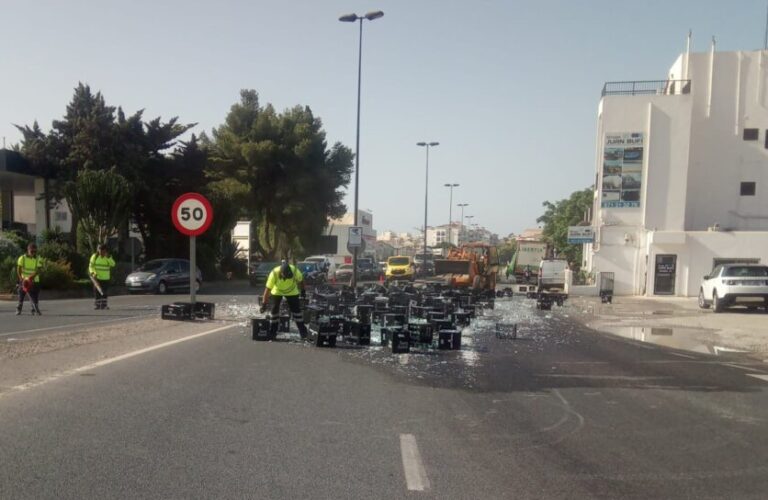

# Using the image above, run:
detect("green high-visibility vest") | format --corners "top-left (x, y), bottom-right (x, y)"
top-left (17, 255), bottom-right (42, 283)
top-left (89, 254), bottom-right (116, 280)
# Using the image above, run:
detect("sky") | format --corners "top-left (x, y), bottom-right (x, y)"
top-left (2, 0), bottom-right (767, 237)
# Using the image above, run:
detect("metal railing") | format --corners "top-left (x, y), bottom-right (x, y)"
top-left (602, 80), bottom-right (691, 97)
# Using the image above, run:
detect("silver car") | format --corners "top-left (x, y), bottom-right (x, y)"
top-left (125, 259), bottom-right (202, 294)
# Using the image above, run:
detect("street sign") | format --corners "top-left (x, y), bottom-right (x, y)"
top-left (567, 226), bottom-right (595, 244)
top-left (348, 226), bottom-right (363, 247)
top-left (171, 193), bottom-right (214, 304)
top-left (172, 193), bottom-right (214, 237)
top-left (347, 238), bottom-right (366, 255)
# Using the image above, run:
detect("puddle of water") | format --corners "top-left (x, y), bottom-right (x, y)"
top-left (593, 324), bottom-right (761, 357)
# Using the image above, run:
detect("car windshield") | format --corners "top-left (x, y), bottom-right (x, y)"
top-left (723, 266), bottom-right (768, 277)
top-left (137, 260), bottom-right (166, 272)
top-left (389, 257), bottom-right (410, 266)
top-left (338, 264), bottom-right (353, 270)
top-left (257, 262), bottom-right (277, 271)
top-left (297, 263), bottom-right (316, 273)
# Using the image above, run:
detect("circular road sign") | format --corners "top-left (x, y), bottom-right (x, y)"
top-left (171, 193), bottom-right (214, 236)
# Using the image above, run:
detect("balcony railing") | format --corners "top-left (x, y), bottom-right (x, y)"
top-left (601, 80), bottom-right (691, 97)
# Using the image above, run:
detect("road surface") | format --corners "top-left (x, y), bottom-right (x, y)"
top-left (2, 293), bottom-right (768, 499)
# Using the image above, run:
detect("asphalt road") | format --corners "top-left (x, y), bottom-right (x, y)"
top-left (2, 294), bottom-right (768, 498)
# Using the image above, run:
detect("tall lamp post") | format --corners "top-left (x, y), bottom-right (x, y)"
top-left (464, 215), bottom-right (474, 242)
top-left (339, 10), bottom-right (384, 289)
top-left (417, 142), bottom-right (439, 270)
top-left (444, 183), bottom-right (459, 247)
top-left (457, 203), bottom-right (469, 244)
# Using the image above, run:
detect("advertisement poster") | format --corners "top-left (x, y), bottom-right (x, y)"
top-left (601, 132), bottom-right (643, 208)
top-left (567, 226), bottom-right (595, 244)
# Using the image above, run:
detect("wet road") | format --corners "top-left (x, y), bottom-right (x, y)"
top-left (2, 295), bottom-right (768, 498)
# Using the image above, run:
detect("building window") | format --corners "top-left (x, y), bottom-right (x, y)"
top-left (54, 211), bottom-right (68, 221)
top-left (743, 128), bottom-right (759, 141)
top-left (740, 181), bottom-right (756, 196)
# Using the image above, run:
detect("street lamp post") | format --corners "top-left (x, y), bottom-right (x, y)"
top-left (339, 10), bottom-right (384, 289)
top-left (464, 215), bottom-right (474, 242)
top-left (457, 203), bottom-right (468, 244)
top-left (444, 183), bottom-right (459, 247)
top-left (417, 142), bottom-right (439, 271)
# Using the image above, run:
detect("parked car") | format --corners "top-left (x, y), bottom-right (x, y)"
top-left (125, 258), bottom-right (202, 294)
top-left (249, 261), bottom-right (279, 287)
top-left (304, 255), bottom-right (336, 278)
top-left (357, 257), bottom-right (380, 281)
top-left (698, 264), bottom-right (768, 312)
top-left (538, 259), bottom-right (568, 291)
top-left (296, 261), bottom-right (326, 285)
top-left (386, 256), bottom-right (415, 282)
top-left (334, 264), bottom-right (354, 282)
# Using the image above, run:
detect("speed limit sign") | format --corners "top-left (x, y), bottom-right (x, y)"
top-left (171, 193), bottom-right (213, 236)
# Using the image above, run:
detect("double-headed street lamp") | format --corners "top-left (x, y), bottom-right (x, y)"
top-left (457, 203), bottom-right (469, 243)
top-left (444, 183), bottom-right (459, 247)
top-left (417, 141), bottom-right (439, 268)
top-left (339, 10), bottom-right (384, 289)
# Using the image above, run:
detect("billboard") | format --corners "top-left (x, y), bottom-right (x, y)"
top-left (601, 132), bottom-right (643, 208)
top-left (567, 226), bottom-right (595, 244)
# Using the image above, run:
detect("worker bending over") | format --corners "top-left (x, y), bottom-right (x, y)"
top-left (262, 260), bottom-right (308, 340)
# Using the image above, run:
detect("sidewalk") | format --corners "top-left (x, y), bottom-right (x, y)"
top-left (567, 295), bottom-right (768, 360)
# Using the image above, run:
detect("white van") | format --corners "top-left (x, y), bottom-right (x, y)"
top-left (538, 259), bottom-right (568, 291)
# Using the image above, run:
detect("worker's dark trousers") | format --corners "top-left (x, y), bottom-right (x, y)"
top-left (269, 295), bottom-right (308, 338)
top-left (94, 280), bottom-right (109, 309)
top-left (17, 282), bottom-right (40, 313)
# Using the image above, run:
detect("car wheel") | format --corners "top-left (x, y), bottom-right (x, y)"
top-left (157, 281), bottom-right (168, 295)
top-left (698, 289), bottom-right (710, 309)
top-left (712, 290), bottom-right (724, 313)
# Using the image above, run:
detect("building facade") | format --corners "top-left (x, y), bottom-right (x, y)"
top-left (586, 47), bottom-right (768, 296)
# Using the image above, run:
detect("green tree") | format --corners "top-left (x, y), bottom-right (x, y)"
top-left (537, 187), bottom-right (593, 268)
top-left (63, 168), bottom-right (133, 251)
top-left (207, 90), bottom-right (353, 259)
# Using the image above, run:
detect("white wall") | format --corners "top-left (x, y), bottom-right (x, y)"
top-left (685, 51), bottom-right (768, 231)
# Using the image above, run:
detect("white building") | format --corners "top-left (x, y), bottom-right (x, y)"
top-left (586, 45), bottom-right (768, 296)
top-left (426, 222), bottom-right (461, 247)
top-left (326, 209), bottom-right (377, 262)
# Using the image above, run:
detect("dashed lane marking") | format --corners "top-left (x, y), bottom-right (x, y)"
top-left (669, 352), bottom-right (696, 359)
top-left (0, 324), bottom-right (236, 399)
top-left (400, 434), bottom-right (430, 492)
top-left (747, 374), bottom-right (768, 383)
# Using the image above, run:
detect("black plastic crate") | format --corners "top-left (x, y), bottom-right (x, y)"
top-left (279, 314), bottom-right (291, 332)
top-left (408, 322), bottom-right (433, 344)
top-left (192, 301), bottom-right (215, 319)
top-left (453, 311), bottom-right (471, 326)
top-left (161, 303), bottom-right (192, 321)
top-left (437, 330), bottom-right (453, 350)
top-left (252, 318), bottom-right (271, 341)
top-left (391, 328), bottom-right (411, 354)
top-left (350, 322), bottom-right (371, 346)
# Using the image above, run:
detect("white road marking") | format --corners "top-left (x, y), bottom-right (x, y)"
top-left (537, 374), bottom-right (670, 381)
top-left (747, 374), bottom-right (768, 383)
top-left (670, 352), bottom-right (696, 359)
top-left (0, 314), bottom-right (154, 339)
top-left (400, 434), bottom-right (430, 492)
top-left (722, 363), bottom-right (763, 373)
top-left (0, 324), bottom-right (235, 399)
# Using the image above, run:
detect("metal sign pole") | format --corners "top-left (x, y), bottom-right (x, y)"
top-left (190, 235), bottom-right (196, 304)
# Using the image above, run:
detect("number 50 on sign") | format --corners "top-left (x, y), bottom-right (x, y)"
top-left (172, 193), bottom-right (214, 236)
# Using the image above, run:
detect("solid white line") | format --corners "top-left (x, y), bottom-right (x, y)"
top-left (400, 434), bottom-right (430, 492)
top-left (0, 314), bottom-right (154, 339)
top-left (1, 324), bottom-right (235, 398)
top-left (670, 352), bottom-right (696, 359)
top-left (722, 363), bottom-right (763, 373)
top-left (747, 374), bottom-right (768, 382)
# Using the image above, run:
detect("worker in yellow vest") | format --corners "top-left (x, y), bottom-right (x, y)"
top-left (16, 242), bottom-right (43, 315)
top-left (262, 259), bottom-right (308, 340)
top-left (89, 244), bottom-right (116, 310)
